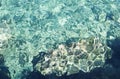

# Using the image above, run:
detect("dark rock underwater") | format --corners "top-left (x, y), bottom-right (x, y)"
top-left (22, 37), bottom-right (120, 79)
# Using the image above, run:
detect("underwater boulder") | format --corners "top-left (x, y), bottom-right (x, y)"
top-left (32, 37), bottom-right (112, 76)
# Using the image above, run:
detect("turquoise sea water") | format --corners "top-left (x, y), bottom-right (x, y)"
top-left (0, 0), bottom-right (120, 79)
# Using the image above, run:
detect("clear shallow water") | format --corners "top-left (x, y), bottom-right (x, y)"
top-left (0, 0), bottom-right (120, 79)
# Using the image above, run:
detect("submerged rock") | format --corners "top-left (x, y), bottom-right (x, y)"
top-left (0, 54), bottom-right (11, 79)
top-left (32, 37), bottom-right (112, 76)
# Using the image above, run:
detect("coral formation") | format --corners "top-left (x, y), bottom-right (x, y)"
top-left (32, 37), bottom-right (111, 76)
